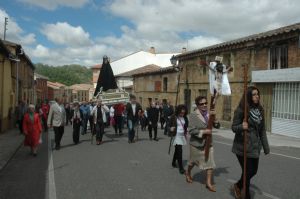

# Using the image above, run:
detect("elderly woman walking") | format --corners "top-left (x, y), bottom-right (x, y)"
top-left (22, 104), bottom-right (42, 156)
top-left (185, 96), bottom-right (216, 192)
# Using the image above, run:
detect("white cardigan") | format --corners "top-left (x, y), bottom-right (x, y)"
top-left (91, 105), bottom-right (109, 124)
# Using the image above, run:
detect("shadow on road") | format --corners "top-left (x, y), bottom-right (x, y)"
top-left (192, 167), bottom-right (230, 185)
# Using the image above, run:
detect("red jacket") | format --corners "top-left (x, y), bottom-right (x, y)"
top-left (114, 103), bottom-right (125, 116)
top-left (23, 113), bottom-right (42, 147)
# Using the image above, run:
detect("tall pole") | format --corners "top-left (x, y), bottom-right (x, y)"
top-left (175, 70), bottom-right (181, 107)
top-left (243, 64), bottom-right (248, 199)
top-left (4, 17), bottom-right (8, 40)
top-left (16, 61), bottom-right (19, 106)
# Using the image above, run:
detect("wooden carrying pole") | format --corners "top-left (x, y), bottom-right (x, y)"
top-left (242, 64), bottom-right (248, 199)
top-left (168, 67), bottom-right (181, 155)
top-left (204, 94), bottom-right (216, 161)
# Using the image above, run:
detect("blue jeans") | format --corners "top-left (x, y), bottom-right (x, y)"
top-left (127, 119), bottom-right (136, 142)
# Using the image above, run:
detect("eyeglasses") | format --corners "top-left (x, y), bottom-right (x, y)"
top-left (199, 102), bottom-right (207, 106)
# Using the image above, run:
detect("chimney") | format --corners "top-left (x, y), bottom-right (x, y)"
top-left (149, 47), bottom-right (156, 54)
top-left (182, 47), bottom-right (187, 53)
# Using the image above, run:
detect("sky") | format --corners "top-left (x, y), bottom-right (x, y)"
top-left (0, 0), bottom-right (299, 67)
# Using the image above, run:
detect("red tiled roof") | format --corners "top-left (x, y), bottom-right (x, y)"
top-left (177, 22), bottom-right (300, 59)
top-left (91, 64), bottom-right (102, 69)
top-left (133, 66), bottom-right (177, 77)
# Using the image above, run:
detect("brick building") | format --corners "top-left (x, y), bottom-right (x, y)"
top-left (131, 66), bottom-right (178, 108)
top-left (175, 22), bottom-right (300, 137)
top-left (34, 73), bottom-right (48, 104)
top-left (117, 63), bottom-right (186, 110)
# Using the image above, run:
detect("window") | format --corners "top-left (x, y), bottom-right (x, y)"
top-left (154, 81), bottom-right (161, 92)
top-left (270, 45), bottom-right (288, 69)
top-left (163, 77), bottom-right (168, 92)
top-left (273, 82), bottom-right (300, 120)
top-left (223, 53), bottom-right (231, 67)
top-left (223, 96), bottom-right (231, 121)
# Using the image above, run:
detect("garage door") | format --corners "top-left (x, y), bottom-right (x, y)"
top-left (272, 82), bottom-right (300, 138)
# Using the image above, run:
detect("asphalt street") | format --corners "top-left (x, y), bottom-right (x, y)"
top-left (0, 125), bottom-right (299, 199)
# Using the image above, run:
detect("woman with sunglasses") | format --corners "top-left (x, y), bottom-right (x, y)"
top-left (169, 104), bottom-right (189, 174)
top-left (231, 86), bottom-right (270, 199)
top-left (185, 96), bottom-right (216, 192)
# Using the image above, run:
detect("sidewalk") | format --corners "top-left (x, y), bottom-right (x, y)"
top-left (215, 128), bottom-right (300, 148)
top-left (0, 128), bottom-right (24, 171)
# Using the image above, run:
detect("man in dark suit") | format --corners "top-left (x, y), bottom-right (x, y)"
top-left (126, 95), bottom-right (142, 143)
top-left (147, 102), bottom-right (160, 141)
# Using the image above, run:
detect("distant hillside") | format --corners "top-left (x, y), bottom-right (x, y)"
top-left (35, 63), bottom-right (93, 86)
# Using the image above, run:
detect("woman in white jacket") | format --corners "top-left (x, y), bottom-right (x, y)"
top-left (91, 100), bottom-right (109, 145)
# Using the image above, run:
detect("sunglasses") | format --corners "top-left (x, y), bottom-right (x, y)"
top-left (199, 102), bottom-right (208, 106)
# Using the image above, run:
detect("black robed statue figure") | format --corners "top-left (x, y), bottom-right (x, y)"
top-left (94, 55), bottom-right (118, 96)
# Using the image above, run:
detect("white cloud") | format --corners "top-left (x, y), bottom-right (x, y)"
top-left (107, 0), bottom-right (300, 40)
top-left (18, 0), bottom-right (90, 10)
top-left (0, 8), bottom-right (36, 45)
top-left (188, 36), bottom-right (222, 50)
top-left (5, 0), bottom-right (300, 67)
top-left (41, 22), bottom-right (92, 47)
top-left (30, 44), bottom-right (50, 58)
top-left (27, 42), bottom-right (108, 66)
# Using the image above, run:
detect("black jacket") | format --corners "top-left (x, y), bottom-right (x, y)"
top-left (147, 107), bottom-right (159, 126)
top-left (126, 102), bottom-right (142, 122)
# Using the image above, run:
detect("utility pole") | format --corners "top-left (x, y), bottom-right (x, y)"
top-left (4, 17), bottom-right (8, 40)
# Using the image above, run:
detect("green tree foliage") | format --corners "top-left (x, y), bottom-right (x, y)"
top-left (35, 63), bottom-right (93, 86)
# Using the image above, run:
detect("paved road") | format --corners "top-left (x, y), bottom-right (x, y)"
top-left (0, 125), bottom-right (299, 199)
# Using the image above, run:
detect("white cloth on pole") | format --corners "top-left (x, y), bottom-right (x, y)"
top-left (209, 62), bottom-right (231, 95)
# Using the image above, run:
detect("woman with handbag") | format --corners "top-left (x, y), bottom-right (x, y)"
top-left (185, 96), bottom-right (216, 192)
top-left (169, 104), bottom-right (188, 174)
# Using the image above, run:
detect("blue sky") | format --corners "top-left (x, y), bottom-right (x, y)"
top-left (0, 0), bottom-right (300, 66)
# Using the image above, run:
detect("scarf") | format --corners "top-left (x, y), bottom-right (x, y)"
top-left (200, 109), bottom-right (208, 123)
top-left (249, 108), bottom-right (262, 124)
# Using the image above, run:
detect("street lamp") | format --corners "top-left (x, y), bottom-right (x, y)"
top-left (170, 55), bottom-right (182, 107)
top-left (9, 54), bottom-right (20, 106)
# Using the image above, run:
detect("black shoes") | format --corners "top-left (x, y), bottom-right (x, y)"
top-left (55, 145), bottom-right (60, 150)
top-left (172, 162), bottom-right (178, 168)
top-left (153, 138), bottom-right (159, 141)
top-left (179, 169), bottom-right (185, 174)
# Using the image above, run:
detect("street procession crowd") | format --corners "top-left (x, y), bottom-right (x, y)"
top-left (12, 55), bottom-right (272, 199)
top-left (15, 85), bottom-right (270, 199)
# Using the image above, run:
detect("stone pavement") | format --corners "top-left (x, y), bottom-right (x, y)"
top-left (0, 127), bottom-right (299, 172)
